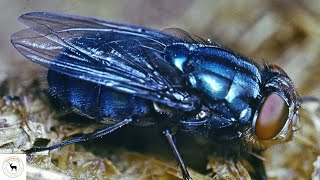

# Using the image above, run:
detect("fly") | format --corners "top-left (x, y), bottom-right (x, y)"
top-left (11, 12), bottom-right (301, 180)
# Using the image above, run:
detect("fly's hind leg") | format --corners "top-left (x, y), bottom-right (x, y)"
top-left (164, 129), bottom-right (192, 180)
top-left (25, 118), bottom-right (133, 153)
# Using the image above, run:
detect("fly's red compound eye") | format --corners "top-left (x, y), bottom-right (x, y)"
top-left (255, 93), bottom-right (289, 140)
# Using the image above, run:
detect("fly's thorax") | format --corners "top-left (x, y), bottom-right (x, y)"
top-left (166, 43), bottom-right (263, 139)
top-left (244, 64), bottom-right (301, 150)
top-left (185, 48), bottom-right (261, 123)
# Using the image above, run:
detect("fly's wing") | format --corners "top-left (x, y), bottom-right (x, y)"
top-left (11, 12), bottom-right (196, 111)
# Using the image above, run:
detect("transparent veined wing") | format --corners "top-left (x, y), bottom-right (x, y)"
top-left (11, 12), bottom-right (198, 111)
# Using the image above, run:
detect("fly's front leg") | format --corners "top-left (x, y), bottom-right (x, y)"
top-left (164, 129), bottom-right (192, 180)
top-left (25, 118), bottom-right (133, 153)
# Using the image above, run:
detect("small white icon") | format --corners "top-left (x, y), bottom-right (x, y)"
top-left (2, 156), bottom-right (24, 178)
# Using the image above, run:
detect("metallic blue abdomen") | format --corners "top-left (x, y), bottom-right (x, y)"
top-left (47, 70), bottom-right (151, 121)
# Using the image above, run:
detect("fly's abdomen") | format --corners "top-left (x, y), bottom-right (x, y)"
top-left (47, 70), bottom-right (151, 121)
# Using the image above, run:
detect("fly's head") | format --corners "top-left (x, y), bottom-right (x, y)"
top-left (244, 64), bottom-right (302, 150)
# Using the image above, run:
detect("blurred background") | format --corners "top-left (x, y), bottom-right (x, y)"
top-left (1, 0), bottom-right (319, 179)
top-left (2, 0), bottom-right (320, 97)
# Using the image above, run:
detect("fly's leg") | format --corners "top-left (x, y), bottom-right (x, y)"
top-left (25, 118), bottom-right (133, 153)
top-left (164, 129), bottom-right (192, 180)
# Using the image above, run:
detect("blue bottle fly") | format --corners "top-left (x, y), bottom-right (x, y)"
top-left (11, 12), bottom-right (301, 179)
